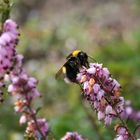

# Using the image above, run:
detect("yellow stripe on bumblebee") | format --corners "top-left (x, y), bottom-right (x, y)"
top-left (62, 66), bottom-right (66, 74)
top-left (72, 50), bottom-right (81, 57)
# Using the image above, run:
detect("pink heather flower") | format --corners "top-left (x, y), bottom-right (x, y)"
top-left (8, 84), bottom-right (17, 93)
top-left (93, 84), bottom-right (100, 93)
top-left (77, 63), bottom-right (124, 125)
top-left (97, 89), bottom-right (104, 101)
top-left (87, 67), bottom-right (96, 74)
top-left (102, 67), bottom-right (110, 79)
top-left (31, 88), bottom-right (41, 98)
top-left (27, 77), bottom-right (37, 89)
top-left (115, 135), bottom-right (124, 140)
top-left (121, 100), bottom-right (140, 123)
top-left (14, 99), bottom-right (27, 112)
top-left (26, 119), bottom-right (49, 139)
top-left (61, 132), bottom-right (85, 140)
top-left (98, 111), bottom-right (105, 120)
top-left (105, 105), bottom-right (113, 114)
top-left (125, 107), bottom-right (132, 115)
top-left (104, 115), bottom-right (112, 125)
top-left (114, 125), bottom-right (129, 140)
top-left (4, 19), bottom-right (18, 32)
top-left (8, 73), bottom-right (40, 98)
top-left (83, 81), bottom-right (89, 91)
top-left (36, 119), bottom-right (49, 136)
top-left (19, 114), bottom-right (27, 124)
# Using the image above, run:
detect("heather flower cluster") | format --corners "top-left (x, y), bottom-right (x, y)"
top-left (61, 132), bottom-right (85, 140)
top-left (0, 19), bottom-right (19, 101)
top-left (26, 118), bottom-right (49, 138)
top-left (76, 63), bottom-right (139, 140)
top-left (0, 19), bottom-right (49, 140)
top-left (8, 72), bottom-right (49, 139)
top-left (114, 125), bottom-right (129, 140)
top-left (77, 63), bottom-right (124, 125)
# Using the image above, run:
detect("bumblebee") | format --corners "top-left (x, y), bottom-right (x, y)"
top-left (55, 50), bottom-right (90, 83)
top-left (66, 50), bottom-right (89, 68)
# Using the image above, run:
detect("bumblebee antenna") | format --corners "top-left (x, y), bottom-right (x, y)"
top-left (88, 55), bottom-right (97, 62)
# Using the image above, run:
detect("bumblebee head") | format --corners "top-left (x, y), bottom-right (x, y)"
top-left (77, 51), bottom-right (89, 67)
top-left (68, 57), bottom-right (80, 68)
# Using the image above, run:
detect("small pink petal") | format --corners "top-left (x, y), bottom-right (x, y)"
top-left (19, 115), bottom-right (27, 124)
top-left (105, 105), bottom-right (113, 114)
top-left (87, 67), bottom-right (96, 74)
top-left (98, 111), bottom-right (105, 120)
top-left (93, 84), bottom-right (100, 93)
top-left (8, 84), bottom-right (16, 92)
top-left (1, 32), bottom-right (11, 43)
top-left (83, 81), bottom-right (89, 90)
top-left (104, 115), bottom-right (112, 125)
top-left (115, 135), bottom-right (124, 140)
top-left (125, 107), bottom-right (132, 115)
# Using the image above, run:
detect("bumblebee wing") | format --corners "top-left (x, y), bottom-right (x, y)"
top-left (55, 67), bottom-right (63, 79)
top-left (55, 65), bottom-right (66, 79)
top-left (66, 53), bottom-right (72, 60)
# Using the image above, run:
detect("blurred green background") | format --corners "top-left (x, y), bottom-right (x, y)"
top-left (0, 0), bottom-right (140, 139)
